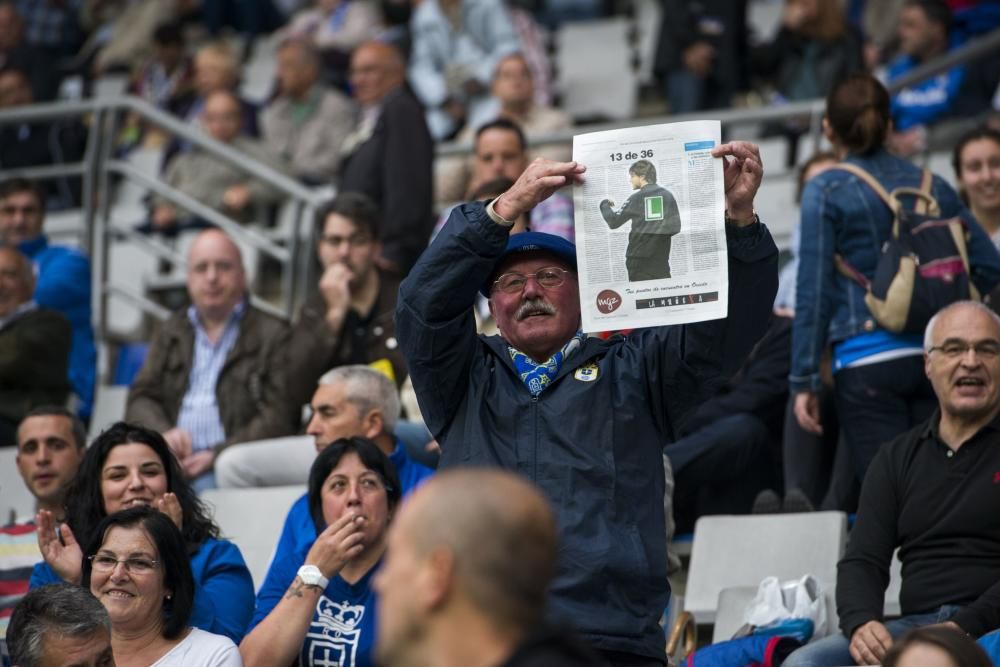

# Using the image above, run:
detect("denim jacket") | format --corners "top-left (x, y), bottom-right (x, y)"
top-left (789, 148), bottom-right (1000, 393)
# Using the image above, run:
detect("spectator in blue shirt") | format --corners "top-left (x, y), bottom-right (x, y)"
top-left (240, 436), bottom-right (401, 667)
top-left (0, 178), bottom-right (96, 420)
top-left (887, 0), bottom-right (962, 156)
top-left (248, 365), bottom-right (433, 624)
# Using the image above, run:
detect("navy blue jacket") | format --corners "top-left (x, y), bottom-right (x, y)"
top-left (396, 202), bottom-right (778, 659)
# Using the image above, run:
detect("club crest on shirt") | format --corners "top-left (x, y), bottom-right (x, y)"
top-left (303, 597), bottom-right (365, 667)
top-left (574, 363), bottom-right (600, 382)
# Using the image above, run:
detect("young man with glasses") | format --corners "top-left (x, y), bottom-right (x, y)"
top-left (784, 300), bottom-right (1000, 667)
top-left (286, 192), bottom-right (407, 415)
top-left (397, 148), bottom-right (776, 666)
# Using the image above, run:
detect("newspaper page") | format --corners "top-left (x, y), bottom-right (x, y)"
top-left (572, 120), bottom-right (728, 332)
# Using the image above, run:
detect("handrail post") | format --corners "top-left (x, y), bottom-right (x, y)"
top-left (94, 104), bottom-right (119, 382)
top-left (85, 106), bottom-right (112, 386)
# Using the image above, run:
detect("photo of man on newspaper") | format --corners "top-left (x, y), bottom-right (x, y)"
top-left (598, 159), bottom-right (682, 281)
top-left (573, 120), bottom-right (731, 331)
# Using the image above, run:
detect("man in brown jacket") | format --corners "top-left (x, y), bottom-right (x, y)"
top-left (126, 228), bottom-right (295, 490)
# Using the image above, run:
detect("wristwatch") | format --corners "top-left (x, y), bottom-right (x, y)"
top-left (297, 564), bottom-right (329, 590)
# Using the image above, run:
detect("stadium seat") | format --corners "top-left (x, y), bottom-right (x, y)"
top-left (112, 343), bottom-right (149, 386)
top-left (199, 485), bottom-right (306, 590)
top-left (884, 549), bottom-right (903, 617)
top-left (711, 585), bottom-right (760, 643)
top-left (554, 18), bottom-right (638, 122)
top-left (709, 549), bottom-right (905, 643)
top-left (684, 512), bottom-right (848, 625)
top-left (87, 385), bottom-right (130, 443)
top-left (0, 446), bottom-right (34, 524)
top-left (633, 0), bottom-right (662, 86)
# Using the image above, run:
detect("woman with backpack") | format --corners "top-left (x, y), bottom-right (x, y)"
top-left (789, 73), bottom-right (1000, 483)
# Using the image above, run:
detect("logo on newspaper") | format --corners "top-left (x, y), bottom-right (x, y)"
top-left (596, 289), bottom-right (622, 314)
top-left (574, 362), bottom-right (600, 382)
top-left (645, 196), bottom-right (664, 221)
top-left (302, 596), bottom-right (365, 667)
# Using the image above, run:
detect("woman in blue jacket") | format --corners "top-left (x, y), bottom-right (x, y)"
top-left (790, 73), bottom-right (1000, 481)
top-left (30, 421), bottom-right (255, 644)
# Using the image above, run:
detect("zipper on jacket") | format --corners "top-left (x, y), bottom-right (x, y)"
top-left (532, 394), bottom-right (539, 482)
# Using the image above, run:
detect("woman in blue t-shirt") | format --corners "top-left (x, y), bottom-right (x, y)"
top-left (239, 436), bottom-right (401, 667)
top-left (30, 421), bottom-right (256, 644)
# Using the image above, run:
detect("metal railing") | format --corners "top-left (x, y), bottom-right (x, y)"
top-left (0, 95), bottom-right (329, 349)
top-left (0, 23), bottom-right (995, 374)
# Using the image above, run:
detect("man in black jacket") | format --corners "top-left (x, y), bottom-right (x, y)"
top-left (784, 300), bottom-right (1000, 667)
top-left (339, 41), bottom-right (434, 277)
top-left (397, 145), bottom-right (775, 666)
top-left (668, 314), bottom-right (790, 532)
top-left (654, 0), bottom-right (749, 113)
top-left (599, 159), bottom-right (681, 281)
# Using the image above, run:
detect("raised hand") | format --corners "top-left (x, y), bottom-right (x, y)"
top-left (156, 492), bottom-right (184, 530)
top-left (163, 428), bottom-right (193, 461)
top-left (304, 512), bottom-right (367, 579)
top-left (319, 263), bottom-right (354, 333)
top-left (711, 141), bottom-right (764, 223)
top-left (182, 450), bottom-right (215, 480)
top-left (36, 509), bottom-right (83, 584)
top-left (493, 159), bottom-right (587, 223)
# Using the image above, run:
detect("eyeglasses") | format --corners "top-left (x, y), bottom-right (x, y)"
top-left (320, 233), bottom-right (371, 248)
top-left (492, 267), bottom-right (571, 294)
top-left (926, 340), bottom-right (1000, 359)
top-left (88, 555), bottom-right (159, 574)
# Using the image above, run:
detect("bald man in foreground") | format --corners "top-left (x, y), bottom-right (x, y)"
top-left (374, 470), bottom-right (604, 667)
top-left (126, 228), bottom-right (296, 489)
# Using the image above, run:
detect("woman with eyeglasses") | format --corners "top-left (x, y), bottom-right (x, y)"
top-left (30, 422), bottom-right (256, 643)
top-left (84, 506), bottom-right (242, 666)
top-left (240, 436), bottom-right (400, 667)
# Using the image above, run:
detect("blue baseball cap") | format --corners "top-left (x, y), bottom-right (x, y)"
top-left (481, 232), bottom-right (578, 297)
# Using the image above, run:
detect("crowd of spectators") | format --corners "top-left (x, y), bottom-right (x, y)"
top-left (2, 0), bottom-right (1000, 666)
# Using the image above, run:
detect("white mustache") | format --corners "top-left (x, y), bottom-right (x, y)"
top-left (516, 298), bottom-right (556, 321)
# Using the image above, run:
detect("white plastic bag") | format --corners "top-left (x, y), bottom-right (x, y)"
top-left (742, 575), bottom-right (829, 640)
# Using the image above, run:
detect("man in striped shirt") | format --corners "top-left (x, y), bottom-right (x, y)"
top-left (1, 407), bottom-right (86, 661)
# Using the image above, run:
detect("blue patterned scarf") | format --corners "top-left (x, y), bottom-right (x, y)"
top-left (509, 331), bottom-right (587, 395)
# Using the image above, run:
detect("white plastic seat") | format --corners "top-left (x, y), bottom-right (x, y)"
top-left (87, 385), bottom-right (131, 443)
top-left (199, 485), bottom-right (306, 590)
top-left (0, 447), bottom-right (35, 524)
top-left (554, 18), bottom-right (638, 122)
top-left (685, 512), bottom-right (848, 625)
